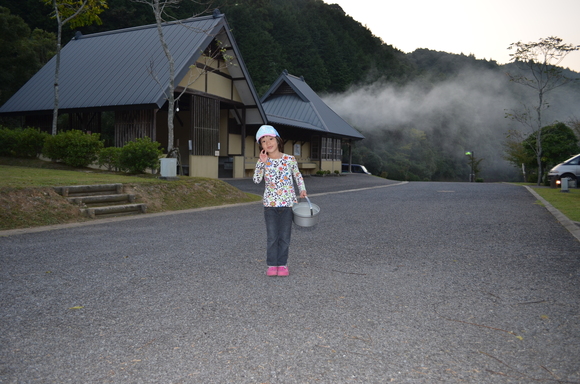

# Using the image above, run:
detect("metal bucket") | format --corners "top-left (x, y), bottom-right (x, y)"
top-left (292, 196), bottom-right (320, 227)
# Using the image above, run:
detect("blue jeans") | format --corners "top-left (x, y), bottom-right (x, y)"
top-left (264, 207), bottom-right (293, 266)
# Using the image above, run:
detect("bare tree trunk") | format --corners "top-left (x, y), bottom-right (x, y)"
top-left (153, 0), bottom-right (175, 152)
top-left (535, 90), bottom-right (544, 186)
top-left (137, 0), bottom-right (224, 153)
top-left (51, 0), bottom-right (62, 136)
top-left (49, 0), bottom-right (96, 136)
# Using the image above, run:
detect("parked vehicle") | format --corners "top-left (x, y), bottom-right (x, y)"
top-left (548, 153), bottom-right (580, 185)
top-left (342, 163), bottom-right (371, 175)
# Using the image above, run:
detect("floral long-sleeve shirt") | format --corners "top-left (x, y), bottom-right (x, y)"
top-left (253, 154), bottom-right (306, 207)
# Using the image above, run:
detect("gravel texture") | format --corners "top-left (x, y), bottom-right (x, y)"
top-left (1, 176), bottom-right (579, 383)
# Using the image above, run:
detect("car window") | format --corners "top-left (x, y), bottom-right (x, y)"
top-left (566, 156), bottom-right (580, 165)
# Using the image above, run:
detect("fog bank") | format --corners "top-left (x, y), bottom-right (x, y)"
top-left (323, 67), bottom-right (578, 181)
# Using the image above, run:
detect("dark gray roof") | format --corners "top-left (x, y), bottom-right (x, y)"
top-left (260, 71), bottom-right (364, 140)
top-left (0, 13), bottom-right (266, 124)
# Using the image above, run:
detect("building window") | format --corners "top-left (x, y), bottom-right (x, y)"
top-left (191, 95), bottom-right (220, 156)
top-left (321, 137), bottom-right (341, 160)
top-left (321, 137), bottom-right (328, 160)
top-left (311, 136), bottom-right (320, 160)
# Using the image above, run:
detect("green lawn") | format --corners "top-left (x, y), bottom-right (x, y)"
top-left (0, 164), bottom-right (167, 189)
top-left (529, 186), bottom-right (580, 222)
top-left (0, 158), bottom-right (261, 230)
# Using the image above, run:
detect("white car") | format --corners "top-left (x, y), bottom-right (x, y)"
top-left (548, 153), bottom-right (580, 185)
top-left (342, 163), bottom-right (371, 175)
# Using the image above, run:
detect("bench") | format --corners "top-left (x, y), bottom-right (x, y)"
top-left (298, 162), bottom-right (317, 169)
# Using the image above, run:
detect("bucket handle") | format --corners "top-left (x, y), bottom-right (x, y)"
top-left (300, 196), bottom-right (313, 217)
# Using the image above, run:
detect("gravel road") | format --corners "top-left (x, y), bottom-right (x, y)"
top-left (1, 176), bottom-right (579, 383)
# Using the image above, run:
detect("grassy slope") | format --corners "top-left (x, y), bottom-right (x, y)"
top-left (0, 158), bottom-right (261, 230)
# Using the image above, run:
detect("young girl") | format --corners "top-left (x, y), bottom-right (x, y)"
top-left (253, 125), bottom-right (307, 277)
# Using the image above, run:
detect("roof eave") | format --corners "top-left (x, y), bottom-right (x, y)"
top-left (219, 17), bottom-right (268, 124)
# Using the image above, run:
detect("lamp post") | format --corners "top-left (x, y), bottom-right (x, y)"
top-left (465, 151), bottom-right (474, 182)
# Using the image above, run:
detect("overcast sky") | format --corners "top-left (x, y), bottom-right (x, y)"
top-left (324, 0), bottom-right (580, 72)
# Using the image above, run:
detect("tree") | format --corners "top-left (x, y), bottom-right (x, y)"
top-left (523, 122), bottom-right (580, 170)
top-left (506, 36), bottom-right (580, 185)
top-left (569, 117), bottom-right (580, 144)
top-left (133, 0), bottom-right (233, 153)
top-left (41, 0), bottom-right (108, 135)
top-left (464, 151), bottom-right (483, 182)
top-left (137, 0), bottom-right (178, 152)
top-left (350, 146), bottom-right (382, 175)
top-left (0, 7), bottom-right (55, 105)
top-left (220, 0), bottom-right (283, 95)
top-left (502, 129), bottom-right (535, 181)
top-left (504, 122), bottom-right (579, 182)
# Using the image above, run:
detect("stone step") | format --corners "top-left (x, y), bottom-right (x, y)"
top-left (67, 194), bottom-right (136, 207)
top-left (82, 204), bottom-right (147, 219)
top-left (53, 183), bottom-right (147, 219)
top-left (54, 183), bottom-right (123, 197)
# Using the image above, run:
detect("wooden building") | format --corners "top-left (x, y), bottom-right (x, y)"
top-left (0, 11), bottom-right (363, 178)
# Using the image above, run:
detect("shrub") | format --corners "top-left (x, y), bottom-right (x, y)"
top-left (97, 146), bottom-right (122, 171)
top-left (0, 127), bottom-right (48, 158)
top-left (118, 137), bottom-right (163, 174)
top-left (42, 130), bottom-right (104, 167)
top-left (0, 127), bottom-right (16, 157)
top-left (17, 128), bottom-right (49, 158)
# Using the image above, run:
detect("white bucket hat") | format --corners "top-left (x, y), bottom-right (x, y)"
top-left (256, 125), bottom-right (279, 142)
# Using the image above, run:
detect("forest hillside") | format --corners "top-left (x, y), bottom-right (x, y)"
top-left (1, 0), bottom-right (579, 181)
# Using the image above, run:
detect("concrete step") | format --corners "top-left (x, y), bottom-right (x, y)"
top-left (67, 194), bottom-right (136, 207)
top-left (54, 183), bottom-right (123, 197)
top-left (54, 183), bottom-right (147, 219)
top-left (82, 204), bottom-right (147, 218)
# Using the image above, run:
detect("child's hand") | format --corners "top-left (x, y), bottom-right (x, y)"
top-left (300, 190), bottom-right (307, 198)
top-left (259, 149), bottom-right (268, 163)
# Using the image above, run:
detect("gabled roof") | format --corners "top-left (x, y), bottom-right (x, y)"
top-left (260, 70), bottom-right (364, 140)
top-left (0, 12), bottom-right (266, 124)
